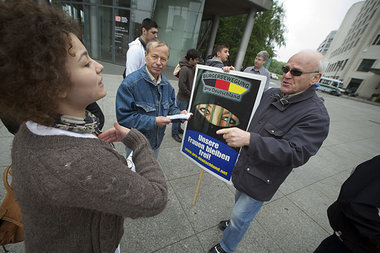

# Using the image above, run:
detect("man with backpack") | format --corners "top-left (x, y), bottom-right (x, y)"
top-left (171, 49), bottom-right (201, 142)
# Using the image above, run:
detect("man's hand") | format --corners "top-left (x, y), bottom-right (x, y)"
top-left (180, 110), bottom-right (192, 122)
top-left (98, 121), bottom-right (130, 143)
top-left (222, 66), bottom-right (235, 73)
top-left (216, 127), bottom-right (250, 148)
top-left (156, 116), bottom-right (171, 127)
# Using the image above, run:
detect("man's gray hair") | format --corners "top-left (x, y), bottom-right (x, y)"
top-left (257, 51), bottom-right (269, 61)
top-left (146, 39), bottom-right (170, 57)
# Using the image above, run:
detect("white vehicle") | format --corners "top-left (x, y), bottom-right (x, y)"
top-left (316, 77), bottom-right (345, 96)
top-left (270, 73), bottom-right (279, 80)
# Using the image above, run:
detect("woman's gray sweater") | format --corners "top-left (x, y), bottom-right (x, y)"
top-left (11, 124), bottom-right (167, 253)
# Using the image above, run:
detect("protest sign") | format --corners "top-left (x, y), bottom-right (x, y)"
top-left (181, 65), bottom-right (266, 184)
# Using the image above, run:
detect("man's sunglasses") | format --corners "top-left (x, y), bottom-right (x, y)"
top-left (282, 66), bottom-right (319, 76)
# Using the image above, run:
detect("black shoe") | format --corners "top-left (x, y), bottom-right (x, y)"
top-left (218, 220), bottom-right (230, 231)
top-left (178, 128), bottom-right (184, 134)
top-left (172, 134), bottom-right (182, 143)
top-left (209, 243), bottom-right (227, 253)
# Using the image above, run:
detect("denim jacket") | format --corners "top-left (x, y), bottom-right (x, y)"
top-left (116, 66), bottom-right (180, 149)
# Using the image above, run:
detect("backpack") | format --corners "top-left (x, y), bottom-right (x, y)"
top-left (173, 63), bottom-right (181, 78)
top-left (0, 165), bottom-right (24, 247)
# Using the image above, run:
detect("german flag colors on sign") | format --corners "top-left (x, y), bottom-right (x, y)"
top-left (204, 79), bottom-right (247, 95)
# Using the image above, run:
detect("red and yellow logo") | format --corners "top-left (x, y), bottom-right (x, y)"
top-left (204, 79), bottom-right (248, 95)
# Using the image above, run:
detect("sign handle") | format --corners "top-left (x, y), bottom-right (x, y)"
top-left (192, 169), bottom-right (204, 206)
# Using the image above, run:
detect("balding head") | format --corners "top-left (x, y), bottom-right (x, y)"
top-left (290, 50), bottom-right (326, 73)
top-left (281, 50), bottom-right (324, 95)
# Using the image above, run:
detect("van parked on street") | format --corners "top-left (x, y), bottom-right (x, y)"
top-left (316, 77), bottom-right (345, 96)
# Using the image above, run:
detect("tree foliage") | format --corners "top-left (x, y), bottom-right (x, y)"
top-left (199, 0), bottom-right (286, 70)
top-left (268, 58), bottom-right (286, 75)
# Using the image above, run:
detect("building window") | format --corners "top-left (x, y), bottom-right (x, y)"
top-left (373, 34), bottom-right (380, 45)
top-left (369, 9), bottom-right (376, 20)
top-left (341, 59), bottom-right (348, 70)
top-left (357, 59), bottom-right (375, 72)
top-left (354, 39), bottom-right (359, 48)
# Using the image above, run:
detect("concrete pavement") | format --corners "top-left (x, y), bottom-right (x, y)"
top-left (1, 62), bottom-right (379, 252)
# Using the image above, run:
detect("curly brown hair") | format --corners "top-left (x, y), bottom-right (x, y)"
top-left (0, 1), bottom-right (81, 126)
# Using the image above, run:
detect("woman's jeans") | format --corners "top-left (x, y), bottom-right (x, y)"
top-left (220, 190), bottom-right (264, 252)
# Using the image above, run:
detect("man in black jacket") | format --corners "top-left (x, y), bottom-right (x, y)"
top-left (209, 50), bottom-right (330, 253)
top-left (314, 155), bottom-right (380, 253)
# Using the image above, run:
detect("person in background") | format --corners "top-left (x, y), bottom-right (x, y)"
top-left (116, 39), bottom-right (188, 158)
top-left (124, 18), bottom-right (158, 78)
top-left (244, 51), bottom-right (271, 91)
top-left (209, 50), bottom-right (330, 253)
top-left (0, 114), bottom-right (19, 135)
top-left (0, 2), bottom-right (168, 252)
top-left (314, 155), bottom-right (380, 253)
top-left (206, 44), bottom-right (235, 72)
top-left (171, 49), bottom-right (201, 143)
top-left (85, 102), bottom-right (105, 132)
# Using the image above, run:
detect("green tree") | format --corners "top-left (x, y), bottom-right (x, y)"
top-left (268, 58), bottom-right (286, 75)
top-left (199, 0), bottom-right (286, 70)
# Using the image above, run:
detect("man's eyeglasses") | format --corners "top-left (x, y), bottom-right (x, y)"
top-left (149, 54), bottom-right (167, 63)
top-left (282, 66), bottom-right (319, 76)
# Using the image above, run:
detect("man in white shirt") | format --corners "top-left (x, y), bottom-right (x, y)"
top-left (123, 18), bottom-right (158, 78)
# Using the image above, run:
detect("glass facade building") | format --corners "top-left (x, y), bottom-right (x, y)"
top-left (54, 0), bottom-right (205, 67)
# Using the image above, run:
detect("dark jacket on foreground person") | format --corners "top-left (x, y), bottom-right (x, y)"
top-left (327, 155), bottom-right (380, 253)
top-left (232, 87), bottom-right (330, 201)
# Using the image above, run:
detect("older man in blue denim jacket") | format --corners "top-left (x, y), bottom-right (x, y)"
top-left (116, 40), bottom-right (186, 158)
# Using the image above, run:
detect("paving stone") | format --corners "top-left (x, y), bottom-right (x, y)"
top-left (121, 184), bottom-right (194, 252)
top-left (255, 197), bottom-right (329, 253)
top-left (155, 235), bottom-right (204, 253)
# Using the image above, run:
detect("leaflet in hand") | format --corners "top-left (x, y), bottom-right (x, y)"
top-left (167, 113), bottom-right (191, 120)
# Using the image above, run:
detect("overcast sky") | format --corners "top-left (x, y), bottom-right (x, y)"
top-left (274, 0), bottom-right (363, 62)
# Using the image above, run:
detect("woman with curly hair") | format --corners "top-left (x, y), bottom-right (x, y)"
top-left (0, 1), bottom-right (167, 252)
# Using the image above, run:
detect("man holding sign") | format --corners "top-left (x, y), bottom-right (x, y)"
top-left (209, 51), bottom-right (330, 253)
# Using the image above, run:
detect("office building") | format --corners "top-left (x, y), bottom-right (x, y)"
top-left (317, 31), bottom-right (336, 55)
top-left (324, 0), bottom-right (380, 99)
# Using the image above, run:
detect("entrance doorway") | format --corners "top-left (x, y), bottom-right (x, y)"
top-left (346, 78), bottom-right (363, 94)
top-left (60, 2), bottom-right (131, 65)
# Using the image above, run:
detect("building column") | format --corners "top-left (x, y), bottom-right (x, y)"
top-left (206, 15), bottom-right (220, 57)
top-left (90, 0), bottom-right (98, 58)
top-left (234, 8), bottom-right (257, 70)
